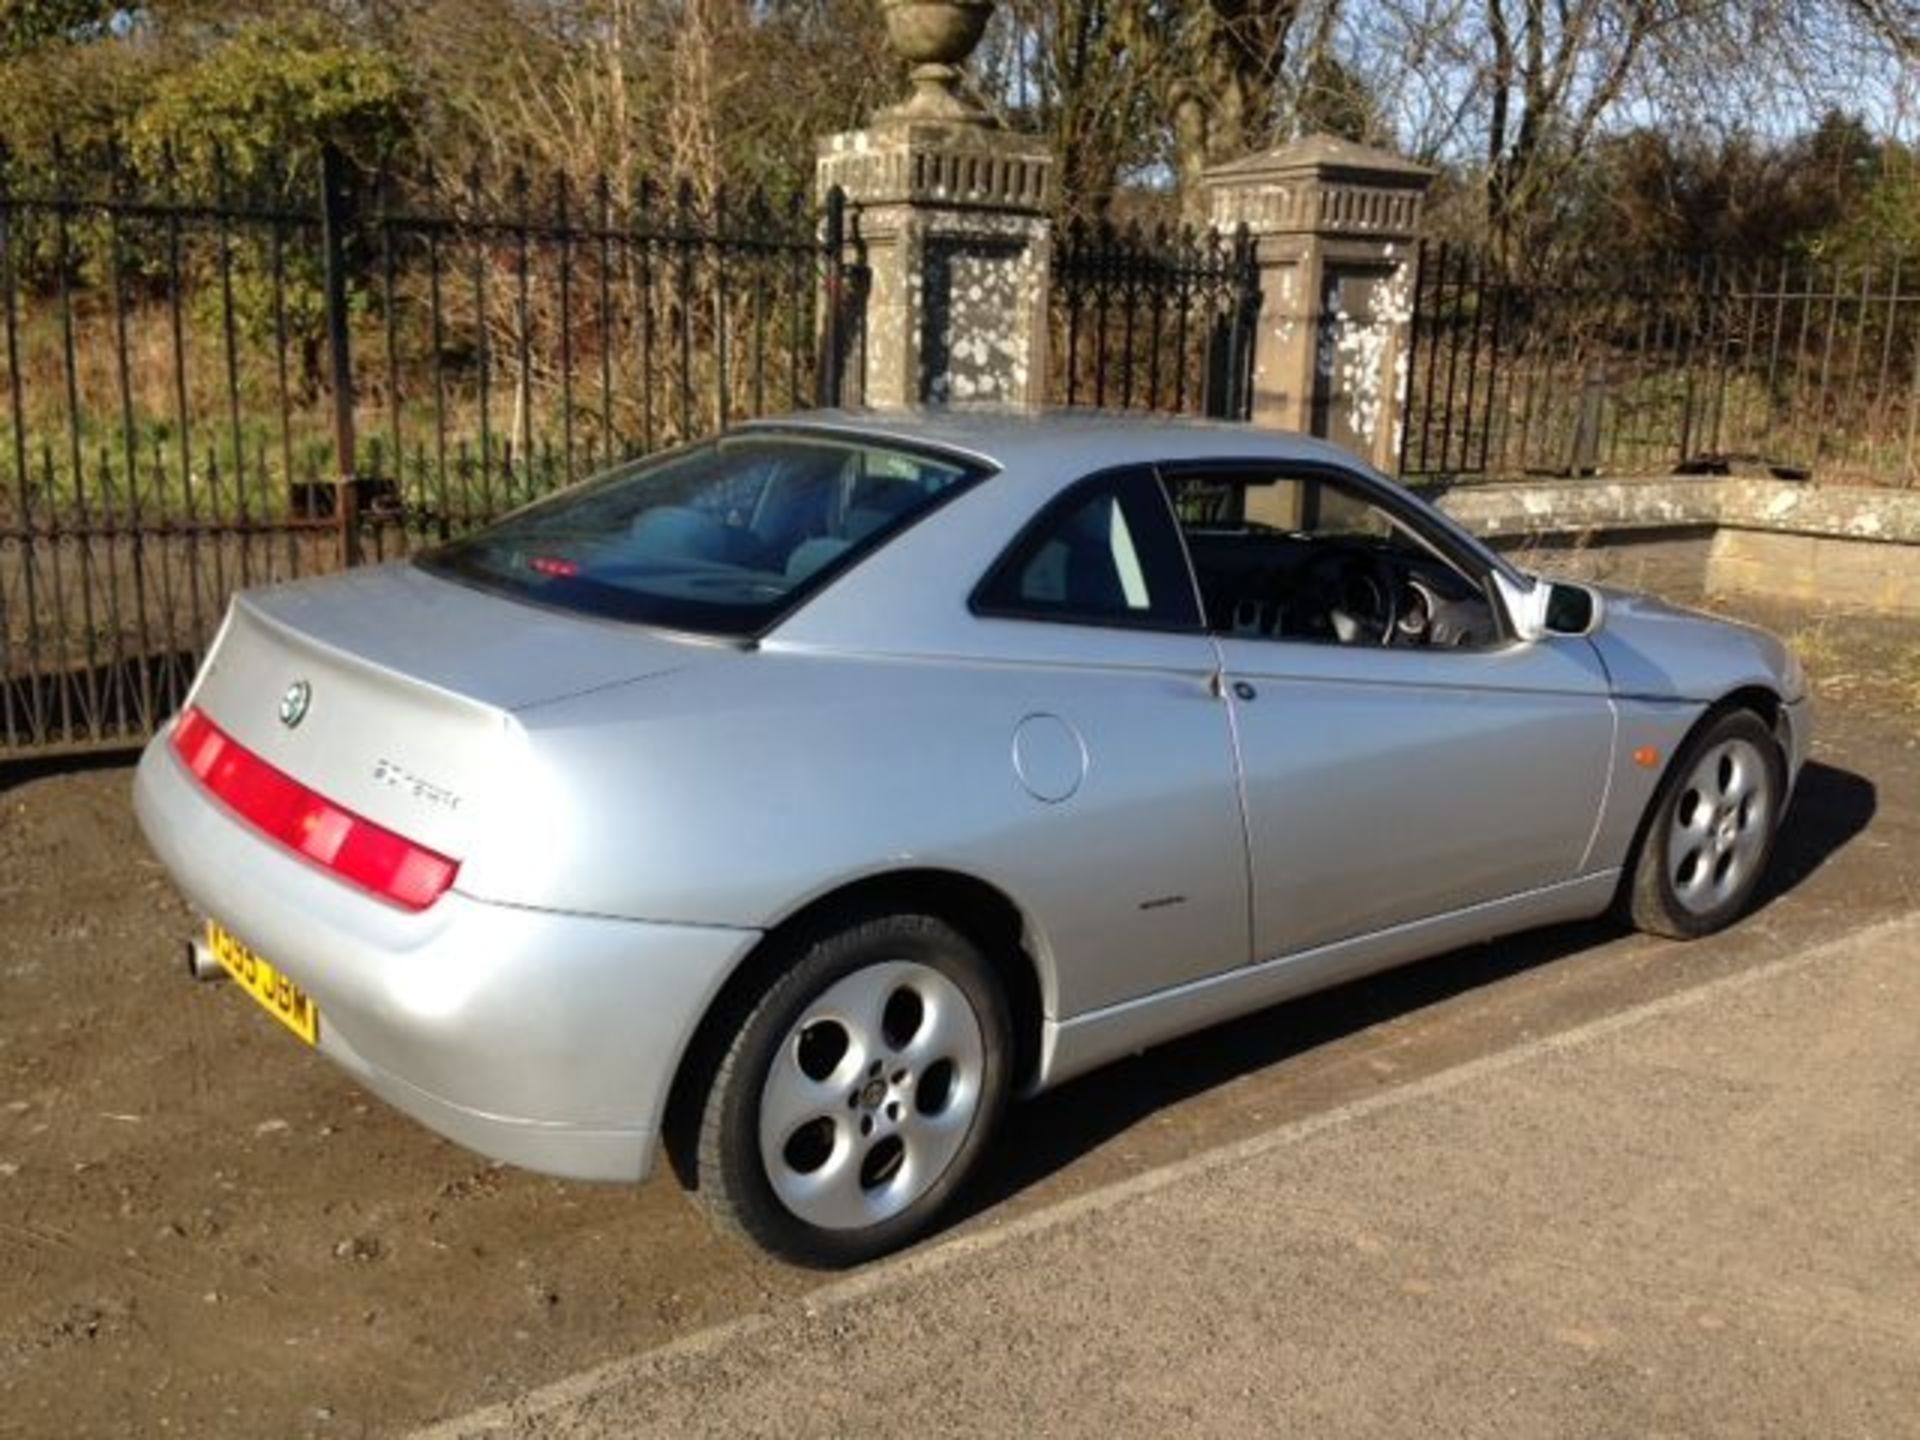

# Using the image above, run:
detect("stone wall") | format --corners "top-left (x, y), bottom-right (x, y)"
top-left (1433, 475), bottom-right (1920, 615)
top-left (1488, 530), bottom-right (1718, 603)
top-left (1709, 530), bottom-right (1920, 613)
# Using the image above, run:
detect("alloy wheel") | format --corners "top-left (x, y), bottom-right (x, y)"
top-left (757, 960), bottom-right (986, 1230)
top-left (1666, 736), bottom-right (1771, 916)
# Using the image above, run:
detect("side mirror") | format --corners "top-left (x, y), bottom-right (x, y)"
top-left (1543, 580), bottom-right (1603, 636)
top-left (1494, 572), bottom-right (1605, 641)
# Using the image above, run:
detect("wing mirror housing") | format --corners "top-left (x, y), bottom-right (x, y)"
top-left (1494, 571), bottom-right (1606, 641)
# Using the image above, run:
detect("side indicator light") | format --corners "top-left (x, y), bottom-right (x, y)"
top-left (1632, 745), bottom-right (1661, 769)
top-left (171, 706), bottom-right (460, 911)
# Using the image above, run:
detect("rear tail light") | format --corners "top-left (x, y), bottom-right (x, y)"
top-left (171, 706), bottom-right (459, 911)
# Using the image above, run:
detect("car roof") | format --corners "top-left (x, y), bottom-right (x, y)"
top-left (735, 407), bottom-right (1384, 477)
top-left (736, 406), bottom-right (1524, 651)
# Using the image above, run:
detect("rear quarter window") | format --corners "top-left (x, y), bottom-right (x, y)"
top-left (972, 467), bottom-right (1201, 631)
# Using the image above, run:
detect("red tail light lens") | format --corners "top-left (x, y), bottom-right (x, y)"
top-left (172, 706), bottom-right (459, 911)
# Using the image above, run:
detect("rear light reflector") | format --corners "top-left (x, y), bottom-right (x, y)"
top-left (171, 706), bottom-right (459, 911)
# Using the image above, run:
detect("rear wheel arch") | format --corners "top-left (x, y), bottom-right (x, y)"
top-left (660, 867), bottom-right (1048, 1193)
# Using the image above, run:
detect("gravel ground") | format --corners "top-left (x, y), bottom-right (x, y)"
top-left (0, 595), bottom-right (1914, 1439)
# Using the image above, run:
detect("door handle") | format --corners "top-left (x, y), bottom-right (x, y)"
top-left (1233, 681), bottom-right (1258, 702)
top-left (1209, 673), bottom-right (1257, 702)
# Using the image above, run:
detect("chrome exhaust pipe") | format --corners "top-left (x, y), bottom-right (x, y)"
top-left (185, 936), bottom-right (226, 983)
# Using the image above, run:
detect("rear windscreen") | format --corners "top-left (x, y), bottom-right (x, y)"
top-left (418, 433), bottom-right (986, 636)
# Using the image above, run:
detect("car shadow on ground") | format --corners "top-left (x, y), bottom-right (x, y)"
top-left (956, 758), bottom-right (1876, 1227)
top-left (1754, 760), bottom-right (1880, 913)
top-left (0, 745), bottom-right (142, 794)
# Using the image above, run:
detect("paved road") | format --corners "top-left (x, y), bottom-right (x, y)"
top-left (426, 909), bottom-right (1920, 1439)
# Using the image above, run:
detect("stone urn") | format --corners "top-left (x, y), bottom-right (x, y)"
top-left (879, 0), bottom-right (996, 124)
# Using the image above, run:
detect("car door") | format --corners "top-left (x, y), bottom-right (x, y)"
top-left (964, 464), bottom-right (1253, 1015)
top-left (1162, 461), bottom-right (1615, 964)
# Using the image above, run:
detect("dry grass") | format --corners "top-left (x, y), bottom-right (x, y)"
top-left (1891, 645), bottom-right (1920, 714)
top-left (2, 250), bottom-right (823, 523)
top-left (1775, 611), bottom-right (1920, 737)
top-left (1783, 619), bottom-right (1844, 683)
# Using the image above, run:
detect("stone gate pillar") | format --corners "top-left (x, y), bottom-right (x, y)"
top-left (1203, 137), bottom-right (1434, 471)
top-left (816, 2), bottom-right (1053, 408)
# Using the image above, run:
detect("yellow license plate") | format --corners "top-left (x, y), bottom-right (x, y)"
top-left (207, 920), bottom-right (320, 1047)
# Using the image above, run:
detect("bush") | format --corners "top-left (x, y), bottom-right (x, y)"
top-left (125, 15), bottom-right (415, 195)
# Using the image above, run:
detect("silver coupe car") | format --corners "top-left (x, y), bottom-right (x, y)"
top-left (135, 411), bottom-right (1808, 1265)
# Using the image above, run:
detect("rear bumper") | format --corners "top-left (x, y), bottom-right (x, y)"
top-left (135, 730), bottom-right (759, 1182)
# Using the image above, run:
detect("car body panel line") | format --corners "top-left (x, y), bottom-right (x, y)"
top-left (324, 1023), bottom-right (657, 1183)
top-left (1207, 634), bottom-right (1260, 972)
top-left (1574, 638), bottom-right (1624, 874)
top-left (1037, 869), bottom-right (1620, 1092)
top-left (1213, 635), bottom-right (1613, 961)
top-left (758, 636), bottom-right (1217, 679)
top-left (1780, 695), bottom-right (1812, 798)
top-left (743, 858), bottom-right (1067, 1022)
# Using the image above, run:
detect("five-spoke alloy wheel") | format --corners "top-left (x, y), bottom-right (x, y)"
top-left (686, 910), bottom-right (1011, 1267)
top-left (1629, 708), bottom-right (1786, 939)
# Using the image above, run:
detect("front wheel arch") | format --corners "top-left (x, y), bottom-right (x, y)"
top-left (1614, 688), bottom-right (1788, 927)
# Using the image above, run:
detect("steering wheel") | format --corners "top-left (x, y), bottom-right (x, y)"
top-left (1298, 547), bottom-right (1401, 647)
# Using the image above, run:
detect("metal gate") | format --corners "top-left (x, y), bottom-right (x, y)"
top-left (1049, 220), bottom-right (1258, 420)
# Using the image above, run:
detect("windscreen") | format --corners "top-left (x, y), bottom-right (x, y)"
top-left (419, 432), bottom-right (985, 636)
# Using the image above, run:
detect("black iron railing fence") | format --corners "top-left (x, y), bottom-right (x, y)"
top-left (1402, 243), bottom-right (1920, 484)
top-left (5, 133), bottom-right (1917, 758)
top-left (0, 142), bottom-right (852, 753)
top-left (1050, 220), bottom-right (1258, 420)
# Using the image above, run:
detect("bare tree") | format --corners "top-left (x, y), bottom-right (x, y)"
top-left (1160, 0), bottom-right (1307, 214)
top-left (982, 0), bottom-right (1166, 221)
top-left (988, 0), bottom-right (1343, 222)
top-left (1341, 0), bottom-right (1918, 266)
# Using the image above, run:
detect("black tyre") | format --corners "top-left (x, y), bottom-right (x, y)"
top-left (689, 909), bottom-right (1012, 1267)
top-left (1627, 708), bottom-right (1786, 940)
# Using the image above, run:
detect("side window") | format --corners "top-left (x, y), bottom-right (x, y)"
top-left (1165, 466), bottom-right (1501, 650)
top-left (1170, 472), bottom-right (1388, 541)
top-left (974, 468), bottom-right (1200, 629)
